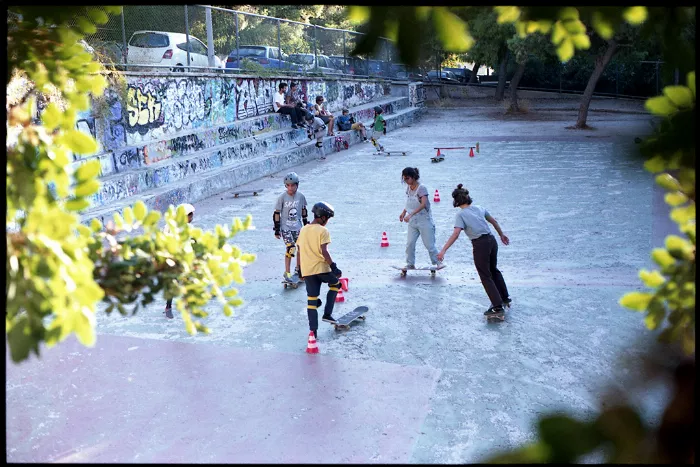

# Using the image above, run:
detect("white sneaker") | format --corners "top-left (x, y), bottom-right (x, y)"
top-left (402, 264), bottom-right (416, 270)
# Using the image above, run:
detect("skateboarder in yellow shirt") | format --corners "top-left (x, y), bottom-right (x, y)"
top-left (296, 201), bottom-right (342, 339)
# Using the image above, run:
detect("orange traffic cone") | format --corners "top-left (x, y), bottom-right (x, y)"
top-left (335, 289), bottom-right (345, 302)
top-left (339, 277), bottom-right (349, 291)
top-left (435, 148), bottom-right (441, 158)
top-left (306, 331), bottom-right (319, 354)
top-left (469, 147), bottom-right (475, 157)
top-left (380, 232), bottom-right (389, 247)
top-left (434, 189), bottom-right (441, 202)
top-left (476, 142), bottom-right (480, 153)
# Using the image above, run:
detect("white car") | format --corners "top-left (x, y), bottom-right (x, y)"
top-left (127, 30), bottom-right (223, 71)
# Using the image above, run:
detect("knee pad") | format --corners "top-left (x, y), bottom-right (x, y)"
top-left (285, 243), bottom-right (296, 258)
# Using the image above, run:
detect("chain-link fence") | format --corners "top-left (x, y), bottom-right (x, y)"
top-left (73, 4), bottom-right (416, 80)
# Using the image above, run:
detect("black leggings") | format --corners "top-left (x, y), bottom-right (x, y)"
top-left (277, 106), bottom-right (305, 125)
top-left (304, 272), bottom-right (341, 331)
top-left (472, 234), bottom-right (509, 307)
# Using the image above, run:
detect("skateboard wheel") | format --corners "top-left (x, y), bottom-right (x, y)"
top-left (358, 316), bottom-right (366, 320)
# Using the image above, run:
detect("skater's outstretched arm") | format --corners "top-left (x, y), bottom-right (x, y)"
top-left (485, 214), bottom-right (509, 245)
top-left (437, 227), bottom-right (462, 261)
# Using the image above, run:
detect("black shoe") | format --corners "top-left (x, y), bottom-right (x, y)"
top-left (312, 330), bottom-right (317, 339)
top-left (315, 141), bottom-right (323, 148)
top-left (484, 306), bottom-right (504, 318)
top-left (322, 314), bottom-right (337, 324)
top-left (291, 124), bottom-right (299, 129)
top-left (164, 307), bottom-right (174, 319)
top-left (503, 298), bottom-right (512, 308)
top-left (317, 298), bottom-right (322, 309)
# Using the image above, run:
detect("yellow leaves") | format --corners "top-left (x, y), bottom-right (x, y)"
top-left (143, 210), bottom-right (161, 227)
top-left (665, 235), bottom-right (694, 260)
top-left (645, 96), bottom-right (680, 117)
top-left (557, 39), bottom-right (575, 62)
top-left (638, 269), bottom-right (666, 288)
top-left (643, 155), bottom-right (666, 173)
top-left (75, 160), bottom-right (101, 181)
top-left (655, 173), bottom-right (681, 191)
top-left (688, 71), bottom-right (696, 99)
top-left (622, 6), bottom-right (648, 25)
top-left (90, 218), bottom-right (103, 233)
top-left (133, 201), bottom-right (147, 222)
top-left (619, 291), bottom-right (653, 311)
top-left (64, 198), bottom-right (90, 211)
top-left (61, 130), bottom-right (98, 155)
top-left (651, 248), bottom-right (676, 268)
top-left (664, 192), bottom-right (689, 207)
top-left (74, 179), bottom-right (100, 197)
top-left (41, 103), bottom-right (63, 130)
top-left (670, 204), bottom-right (695, 225)
top-left (347, 6), bottom-right (371, 24)
top-left (433, 7), bottom-right (474, 52)
top-left (591, 11), bottom-right (615, 40)
top-left (494, 6), bottom-right (521, 23)
top-left (662, 85), bottom-right (694, 109)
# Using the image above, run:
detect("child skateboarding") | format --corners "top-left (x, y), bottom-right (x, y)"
top-left (305, 113), bottom-right (327, 149)
top-left (296, 201), bottom-right (342, 339)
top-left (399, 167), bottom-right (441, 271)
top-left (437, 184), bottom-right (511, 319)
top-left (369, 105), bottom-right (386, 152)
top-left (273, 172), bottom-right (308, 284)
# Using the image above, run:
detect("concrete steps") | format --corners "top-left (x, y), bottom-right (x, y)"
top-left (81, 98), bottom-right (421, 225)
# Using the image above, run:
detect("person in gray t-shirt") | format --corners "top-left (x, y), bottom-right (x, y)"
top-left (437, 184), bottom-right (511, 317)
top-left (274, 172), bottom-right (308, 282)
top-left (399, 167), bottom-right (440, 268)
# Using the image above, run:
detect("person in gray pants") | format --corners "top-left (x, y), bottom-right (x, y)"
top-left (399, 167), bottom-right (441, 269)
top-left (437, 184), bottom-right (511, 318)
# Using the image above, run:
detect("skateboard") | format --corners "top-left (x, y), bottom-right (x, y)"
top-left (485, 301), bottom-right (510, 322)
top-left (332, 306), bottom-right (369, 331)
top-left (229, 189), bottom-right (263, 198)
top-left (282, 277), bottom-right (301, 289)
top-left (391, 264), bottom-right (446, 277)
top-left (430, 156), bottom-right (445, 163)
top-left (374, 151), bottom-right (410, 156)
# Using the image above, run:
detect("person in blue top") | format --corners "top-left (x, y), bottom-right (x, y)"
top-left (437, 184), bottom-right (511, 318)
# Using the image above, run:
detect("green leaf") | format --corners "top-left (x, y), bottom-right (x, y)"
top-left (87, 9), bottom-right (109, 24)
top-left (90, 218), bottom-right (103, 233)
top-left (493, 6), bottom-right (521, 24)
top-left (557, 38), bottom-right (575, 62)
top-left (655, 173), bottom-right (681, 191)
top-left (619, 291), bottom-right (653, 311)
top-left (113, 212), bottom-right (124, 229)
top-left (645, 96), bottom-right (678, 117)
top-left (63, 130), bottom-right (98, 155)
top-left (537, 414), bottom-right (601, 461)
top-left (223, 304), bottom-right (233, 317)
top-left (670, 205), bottom-right (695, 225)
top-left (65, 198), bottom-right (91, 211)
top-left (123, 206), bottom-right (134, 225)
top-left (76, 225), bottom-right (91, 238)
top-left (73, 309), bottom-right (96, 346)
top-left (638, 269), bottom-right (665, 288)
top-left (143, 211), bottom-right (161, 227)
top-left (433, 8), bottom-right (473, 52)
top-left (623, 6), bottom-right (648, 25)
top-left (651, 248), bottom-right (676, 268)
top-left (644, 309), bottom-right (664, 330)
top-left (347, 6), bottom-right (371, 24)
top-left (7, 316), bottom-right (39, 363)
top-left (592, 12), bottom-right (614, 40)
top-left (643, 155), bottom-right (666, 173)
top-left (687, 71), bottom-right (695, 98)
top-left (570, 33), bottom-right (591, 50)
top-left (76, 17), bottom-right (97, 35)
top-left (133, 201), bottom-right (147, 222)
top-left (74, 180), bottom-right (100, 197)
top-left (665, 235), bottom-right (693, 257)
top-left (558, 7), bottom-right (580, 22)
top-left (75, 160), bottom-right (101, 181)
top-left (41, 102), bottom-right (63, 130)
top-left (552, 22), bottom-right (567, 45)
top-left (663, 86), bottom-right (694, 108)
top-left (665, 192), bottom-right (689, 207)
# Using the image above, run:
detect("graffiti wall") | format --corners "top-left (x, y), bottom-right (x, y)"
top-left (408, 82), bottom-right (426, 107)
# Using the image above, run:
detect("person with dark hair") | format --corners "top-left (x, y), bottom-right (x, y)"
top-left (314, 95), bottom-right (335, 136)
top-left (274, 82), bottom-right (305, 129)
top-left (296, 201), bottom-right (342, 339)
top-left (287, 82), bottom-right (310, 123)
top-left (369, 106), bottom-right (386, 152)
top-left (399, 167), bottom-right (441, 270)
top-left (437, 184), bottom-right (511, 319)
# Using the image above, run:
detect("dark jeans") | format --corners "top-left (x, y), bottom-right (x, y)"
top-left (472, 234), bottom-right (509, 308)
top-left (304, 272), bottom-right (341, 331)
top-left (166, 298), bottom-right (173, 308)
top-left (277, 106), bottom-right (305, 126)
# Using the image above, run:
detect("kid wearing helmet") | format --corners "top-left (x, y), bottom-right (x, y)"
top-left (164, 203), bottom-right (195, 319)
top-left (296, 201), bottom-right (342, 338)
top-left (274, 172), bottom-right (308, 283)
top-left (305, 113), bottom-right (327, 149)
top-left (369, 105), bottom-right (386, 152)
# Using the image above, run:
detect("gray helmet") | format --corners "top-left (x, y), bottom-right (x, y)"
top-left (373, 105), bottom-right (383, 114)
top-left (284, 172), bottom-right (299, 185)
top-left (312, 201), bottom-right (334, 219)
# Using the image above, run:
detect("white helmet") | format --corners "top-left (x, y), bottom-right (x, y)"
top-left (180, 203), bottom-right (195, 215)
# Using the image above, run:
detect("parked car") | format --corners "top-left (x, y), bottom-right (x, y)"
top-left (329, 55), bottom-right (351, 73)
top-left (127, 30), bottom-right (216, 71)
top-left (443, 67), bottom-right (480, 84)
top-left (426, 70), bottom-right (460, 84)
top-left (288, 53), bottom-right (340, 74)
top-left (225, 45), bottom-right (300, 71)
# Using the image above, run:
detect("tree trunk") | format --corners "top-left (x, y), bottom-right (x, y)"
top-left (574, 39), bottom-right (618, 129)
top-left (508, 61), bottom-right (527, 112)
top-left (495, 50), bottom-right (510, 101)
top-left (469, 62), bottom-right (481, 83)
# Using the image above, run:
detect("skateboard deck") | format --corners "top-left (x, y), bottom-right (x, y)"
top-left (430, 156), bottom-right (445, 163)
top-left (392, 265), bottom-right (446, 277)
top-left (229, 189), bottom-right (263, 198)
top-left (485, 302), bottom-right (510, 321)
top-left (282, 278), bottom-right (301, 289)
top-left (374, 151), bottom-right (410, 156)
top-left (333, 306), bottom-right (369, 331)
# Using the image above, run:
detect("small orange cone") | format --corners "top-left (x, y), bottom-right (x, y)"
top-left (335, 289), bottom-right (345, 302)
top-left (435, 148), bottom-right (441, 158)
top-left (306, 331), bottom-right (319, 354)
top-left (380, 232), bottom-right (390, 247)
top-left (434, 189), bottom-right (441, 202)
top-left (339, 277), bottom-right (349, 291)
top-left (469, 147), bottom-right (475, 157)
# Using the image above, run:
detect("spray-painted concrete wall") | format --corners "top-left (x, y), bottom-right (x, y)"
top-left (78, 73), bottom-right (393, 160)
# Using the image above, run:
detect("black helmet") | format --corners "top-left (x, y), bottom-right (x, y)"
top-left (312, 201), bottom-right (334, 219)
top-left (373, 105), bottom-right (383, 114)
